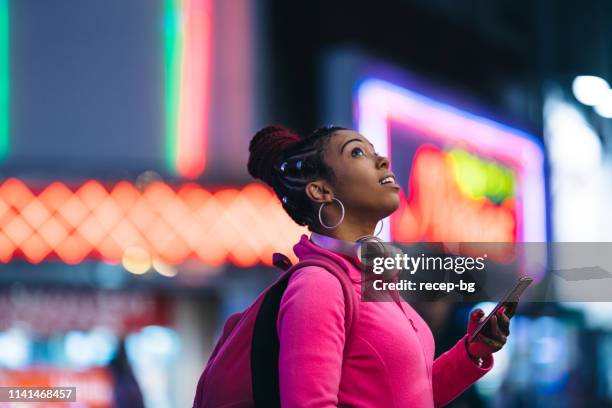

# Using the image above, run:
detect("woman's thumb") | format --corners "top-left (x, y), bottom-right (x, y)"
top-left (471, 308), bottom-right (485, 321)
top-left (467, 308), bottom-right (485, 335)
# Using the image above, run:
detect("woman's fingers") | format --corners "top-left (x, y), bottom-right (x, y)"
top-left (480, 316), bottom-right (506, 343)
top-left (477, 334), bottom-right (505, 351)
top-left (489, 315), bottom-right (508, 342)
top-left (470, 309), bottom-right (512, 355)
top-left (504, 302), bottom-right (518, 318)
top-left (497, 308), bottom-right (511, 336)
top-left (490, 315), bottom-right (501, 337)
top-left (471, 308), bottom-right (485, 322)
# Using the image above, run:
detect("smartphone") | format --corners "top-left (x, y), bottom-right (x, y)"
top-left (468, 276), bottom-right (533, 343)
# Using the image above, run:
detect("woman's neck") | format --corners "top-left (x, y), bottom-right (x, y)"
top-left (309, 231), bottom-right (361, 260)
top-left (315, 220), bottom-right (378, 242)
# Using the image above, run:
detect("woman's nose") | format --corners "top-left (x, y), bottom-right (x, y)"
top-left (376, 155), bottom-right (390, 169)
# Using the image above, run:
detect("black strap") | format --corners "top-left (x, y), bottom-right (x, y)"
top-left (251, 255), bottom-right (357, 408)
top-left (251, 272), bottom-right (289, 408)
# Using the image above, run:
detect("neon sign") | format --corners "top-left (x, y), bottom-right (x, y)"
top-left (394, 144), bottom-right (516, 242)
top-left (0, 0), bottom-right (8, 162)
top-left (0, 179), bottom-right (306, 266)
top-left (165, 0), bottom-right (212, 179)
top-left (356, 78), bottom-right (546, 244)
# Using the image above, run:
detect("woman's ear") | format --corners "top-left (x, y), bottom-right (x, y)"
top-left (305, 180), bottom-right (333, 203)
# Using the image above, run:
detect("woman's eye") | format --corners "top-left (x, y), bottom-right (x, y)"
top-left (351, 147), bottom-right (365, 157)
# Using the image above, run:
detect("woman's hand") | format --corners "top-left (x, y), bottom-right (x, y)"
top-left (465, 306), bottom-right (511, 360)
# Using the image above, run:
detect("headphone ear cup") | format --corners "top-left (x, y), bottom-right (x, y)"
top-left (358, 236), bottom-right (405, 269)
top-left (357, 236), bottom-right (387, 264)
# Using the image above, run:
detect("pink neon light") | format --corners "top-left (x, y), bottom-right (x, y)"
top-left (176, 0), bottom-right (212, 179)
top-left (357, 79), bottom-right (546, 243)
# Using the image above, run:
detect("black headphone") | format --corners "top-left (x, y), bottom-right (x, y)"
top-left (356, 235), bottom-right (403, 266)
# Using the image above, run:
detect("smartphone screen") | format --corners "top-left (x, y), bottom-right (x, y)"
top-left (468, 276), bottom-right (533, 343)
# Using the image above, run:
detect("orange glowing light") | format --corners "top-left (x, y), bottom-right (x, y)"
top-left (0, 180), bottom-right (305, 266)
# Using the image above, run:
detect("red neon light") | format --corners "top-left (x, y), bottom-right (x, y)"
top-left (392, 145), bottom-right (516, 243)
top-left (176, 0), bottom-right (212, 179)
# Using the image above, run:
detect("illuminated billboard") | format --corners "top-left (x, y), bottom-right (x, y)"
top-left (355, 78), bottom-right (546, 245)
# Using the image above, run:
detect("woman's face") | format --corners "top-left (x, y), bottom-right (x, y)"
top-left (321, 129), bottom-right (401, 223)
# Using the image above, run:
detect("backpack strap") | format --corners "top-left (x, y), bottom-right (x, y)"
top-left (251, 253), bottom-right (359, 408)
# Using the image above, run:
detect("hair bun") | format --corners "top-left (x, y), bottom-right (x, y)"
top-left (247, 125), bottom-right (301, 185)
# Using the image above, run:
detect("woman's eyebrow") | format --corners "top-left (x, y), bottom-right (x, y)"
top-left (340, 138), bottom-right (366, 153)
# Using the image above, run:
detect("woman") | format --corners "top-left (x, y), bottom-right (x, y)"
top-left (246, 124), bottom-right (510, 407)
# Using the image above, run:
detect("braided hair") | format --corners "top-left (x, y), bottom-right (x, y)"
top-left (247, 124), bottom-right (347, 229)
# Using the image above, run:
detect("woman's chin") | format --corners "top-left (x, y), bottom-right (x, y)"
top-left (379, 196), bottom-right (401, 218)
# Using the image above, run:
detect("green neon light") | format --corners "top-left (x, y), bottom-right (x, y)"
top-left (448, 149), bottom-right (515, 204)
top-left (164, 0), bottom-right (183, 173)
top-left (0, 0), bottom-right (9, 162)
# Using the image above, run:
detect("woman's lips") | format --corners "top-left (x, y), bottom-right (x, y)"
top-left (379, 174), bottom-right (400, 189)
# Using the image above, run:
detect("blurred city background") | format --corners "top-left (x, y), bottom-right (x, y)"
top-left (0, 0), bottom-right (611, 407)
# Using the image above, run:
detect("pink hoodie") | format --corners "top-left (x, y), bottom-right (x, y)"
top-left (277, 234), bottom-right (493, 408)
